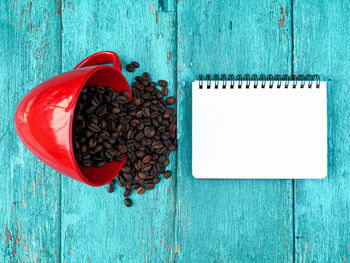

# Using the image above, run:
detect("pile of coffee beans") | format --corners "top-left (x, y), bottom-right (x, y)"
top-left (72, 63), bottom-right (177, 207)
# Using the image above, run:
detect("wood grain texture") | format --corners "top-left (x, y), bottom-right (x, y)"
top-left (60, 1), bottom-right (177, 262)
top-left (176, 1), bottom-right (293, 262)
top-left (293, 1), bottom-right (350, 262)
top-left (0, 0), bottom-right (62, 262)
top-left (2, 0), bottom-right (350, 262)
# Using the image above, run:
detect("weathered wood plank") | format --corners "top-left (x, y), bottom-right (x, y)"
top-left (176, 1), bottom-right (293, 262)
top-left (61, 1), bottom-right (177, 262)
top-left (0, 1), bottom-right (62, 262)
top-left (293, 1), bottom-right (350, 262)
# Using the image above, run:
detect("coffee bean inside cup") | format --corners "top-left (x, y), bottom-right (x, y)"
top-left (72, 61), bottom-right (177, 207)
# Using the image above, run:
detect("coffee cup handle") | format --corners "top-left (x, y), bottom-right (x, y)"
top-left (73, 51), bottom-right (122, 71)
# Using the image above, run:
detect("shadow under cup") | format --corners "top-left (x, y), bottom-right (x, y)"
top-left (73, 66), bottom-right (131, 186)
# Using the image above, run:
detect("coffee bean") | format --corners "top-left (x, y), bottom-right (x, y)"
top-left (152, 141), bottom-right (163, 149)
top-left (127, 129), bottom-right (134, 140)
top-left (142, 155), bottom-right (152, 164)
top-left (81, 160), bottom-right (92, 167)
top-left (123, 173), bottom-right (133, 181)
top-left (170, 123), bottom-right (177, 133)
top-left (107, 185), bottom-right (114, 193)
top-left (161, 86), bottom-right (168, 96)
top-left (96, 85), bottom-right (105, 94)
top-left (124, 198), bottom-right (132, 207)
top-left (143, 107), bottom-right (150, 117)
top-left (118, 145), bottom-right (127, 154)
top-left (136, 110), bottom-right (143, 118)
top-left (100, 131), bottom-right (112, 140)
top-left (142, 79), bottom-right (150, 87)
top-left (166, 96), bottom-right (175, 105)
top-left (131, 61), bottom-right (139, 68)
top-left (102, 141), bottom-right (111, 149)
top-left (137, 171), bottom-right (147, 179)
top-left (159, 155), bottom-right (166, 164)
top-left (88, 123), bottom-right (100, 132)
top-left (134, 97), bottom-right (141, 106)
top-left (75, 114), bottom-right (84, 121)
top-left (142, 72), bottom-right (150, 80)
top-left (131, 119), bottom-right (140, 127)
top-left (134, 76), bottom-right (142, 83)
top-left (144, 127), bottom-right (155, 138)
top-left (118, 175), bottom-right (126, 186)
top-left (79, 144), bottom-right (87, 153)
top-left (94, 144), bottom-right (103, 152)
top-left (123, 190), bottom-right (131, 197)
top-left (153, 177), bottom-right (161, 184)
top-left (163, 159), bottom-right (170, 167)
top-left (121, 91), bottom-right (131, 99)
top-left (146, 184), bottom-right (154, 190)
top-left (158, 80), bottom-right (168, 87)
top-left (135, 132), bottom-right (144, 141)
top-left (143, 164), bottom-right (152, 172)
top-left (168, 145), bottom-right (177, 151)
top-left (114, 156), bottom-right (124, 162)
top-left (135, 150), bottom-right (145, 158)
top-left (95, 105), bottom-right (107, 116)
top-left (112, 107), bottom-right (121, 114)
top-left (163, 171), bottom-right (171, 179)
top-left (131, 184), bottom-right (140, 190)
top-left (95, 161), bottom-right (106, 168)
top-left (126, 64), bottom-right (135, 72)
top-left (109, 179), bottom-right (116, 185)
top-left (137, 186), bottom-right (145, 194)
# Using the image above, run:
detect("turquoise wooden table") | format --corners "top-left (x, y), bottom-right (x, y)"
top-left (1, 0), bottom-right (350, 262)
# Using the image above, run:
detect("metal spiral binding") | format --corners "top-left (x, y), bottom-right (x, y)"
top-left (198, 74), bottom-right (320, 89)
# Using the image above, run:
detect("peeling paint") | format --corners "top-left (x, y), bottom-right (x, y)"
top-left (21, 7), bottom-right (27, 21)
top-left (278, 5), bottom-right (286, 28)
top-left (54, 0), bottom-right (62, 20)
top-left (5, 226), bottom-right (12, 243)
top-left (29, 2), bottom-right (32, 17)
top-left (13, 1), bottom-right (17, 14)
top-left (178, 88), bottom-right (182, 100)
top-left (150, 3), bottom-right (155, 14)
top-left (279, 16), bottom-right (285, 28)
top-left (32, 179), bottom-right (36, 196)
top-left (168, 52), bottom-right (172, 61)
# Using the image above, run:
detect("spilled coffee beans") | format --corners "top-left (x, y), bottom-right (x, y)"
top-left (72, 62), bottom-right (177, 207)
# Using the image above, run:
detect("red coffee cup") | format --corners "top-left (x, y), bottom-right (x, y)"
top-left (14, 51), bottom-right (131, 186)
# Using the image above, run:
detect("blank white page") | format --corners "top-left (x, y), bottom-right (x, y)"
top-left (192, 81), bottom-right (327, 179)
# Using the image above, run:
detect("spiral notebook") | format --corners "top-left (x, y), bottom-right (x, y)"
top-left (192, 74), bottom-right (327, 179)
